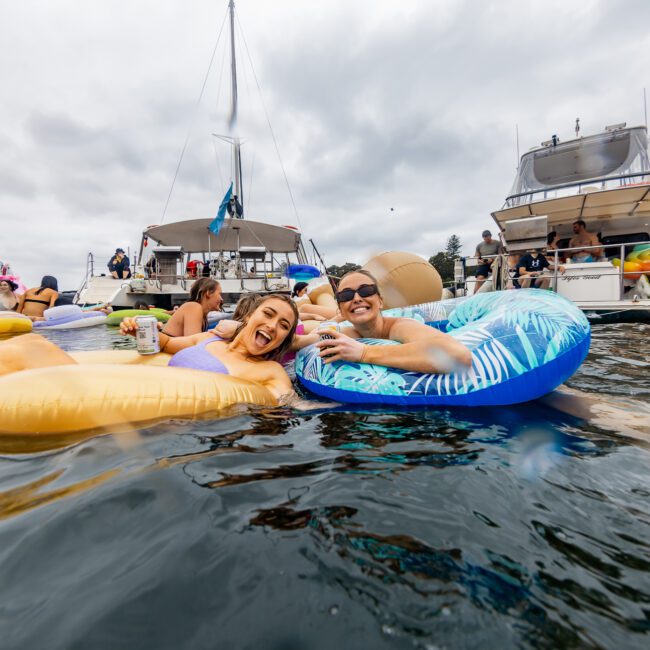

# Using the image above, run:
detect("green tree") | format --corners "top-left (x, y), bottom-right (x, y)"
top-left (327, 262), bottom-right (361, 281)
top-left (429, 234), bottom-right (462, 283)
top-left (445, 234), bottom-right (462, 259)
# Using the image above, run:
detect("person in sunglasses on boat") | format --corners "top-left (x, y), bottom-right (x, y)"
top-left (295, 270), bottom-right (472, 374)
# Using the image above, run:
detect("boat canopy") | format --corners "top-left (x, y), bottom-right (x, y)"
top-left (509, 126), bottom-right (649, 199)
top-left (143, 219), bottom-right (301, 253)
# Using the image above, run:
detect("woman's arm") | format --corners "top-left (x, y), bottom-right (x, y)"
top-left (49, 291), bottom-right (58, 307)
top-left (315, 320), bottom-right (472, 373)
top-left (120, 318), bottom-right (211, 354)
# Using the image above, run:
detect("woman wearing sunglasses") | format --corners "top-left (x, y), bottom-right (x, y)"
top-left (300, 270), bottom-right (472, 373)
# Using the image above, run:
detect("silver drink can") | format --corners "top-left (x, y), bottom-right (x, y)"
top-left (135, 315), bottom-right (160, 355)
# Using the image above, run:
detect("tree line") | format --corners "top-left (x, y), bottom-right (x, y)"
top-left (326, 234), bottom-right (462, 285)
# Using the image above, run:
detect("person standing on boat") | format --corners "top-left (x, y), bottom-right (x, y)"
top-left (568, 220), bottom-right (604, 263)
top-left (474, 230), bottom-right (503, 291)
top-left (108, 248), bottom-right (131, 280)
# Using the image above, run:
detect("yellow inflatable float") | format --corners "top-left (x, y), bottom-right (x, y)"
top-left (0, 311), bottom-right (32, 334)
top-left (0, 350), bottom-right (275, 441)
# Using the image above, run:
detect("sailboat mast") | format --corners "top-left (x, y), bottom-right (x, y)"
top-left (228, 0), bottom-right (243, 212)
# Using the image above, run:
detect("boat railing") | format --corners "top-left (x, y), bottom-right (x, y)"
top-left (504, 171), bottom-right (650, 208)
top-left (74, 252), bottom-right (95, 303)
top-left (461, 238), bottom-right (649, 301)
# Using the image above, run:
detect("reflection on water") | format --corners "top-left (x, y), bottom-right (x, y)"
top-left (0, 324), bottom-right (648, 648)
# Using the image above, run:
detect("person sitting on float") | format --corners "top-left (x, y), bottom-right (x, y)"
top-left (518, 249), bottom-right (565, 289)
top-left (18, 275), bottom-right (59, 320)
top-left (162, 278), bottom-right (223, 337)
top-left (0, 279), bottom-right (19, 311)
top-left (1, 295), bottom-right (299, 405)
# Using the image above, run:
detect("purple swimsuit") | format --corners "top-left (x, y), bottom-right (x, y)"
top-left (168, 336), bottom-right (229, 374)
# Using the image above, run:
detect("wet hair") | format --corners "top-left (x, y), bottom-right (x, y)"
top-left (36, 275), bottom-right (58, 294)
top-left (291, 282), bottom-right (309, 298)
top-left (134, 301), bottom-right (150, 310)
top-left (547, 231), bottom-right (557, 246)
top-left (573, 219), bottom-right (586, 228)
top-left (232, 293), bottom-right (260, 321)
top-left (337, 269), bottom-right (382, 297)
top-left (189, 278), bottom-right (221, 304)
top-left (232, 293), bottom-right (299, 362)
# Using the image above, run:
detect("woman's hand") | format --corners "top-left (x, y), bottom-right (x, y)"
top-left (119, 317), bottom-right (139, 336)
top-left (314, 330), bottom-right (365, 364)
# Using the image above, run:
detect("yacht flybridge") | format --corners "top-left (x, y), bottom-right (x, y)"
top-left (76, 0), bottom-right (322, 309)
top-left (487, 123), bottom-right (650, 321)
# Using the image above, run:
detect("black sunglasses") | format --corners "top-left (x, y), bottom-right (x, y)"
top-left (335, 283), bottom-right (379, 303)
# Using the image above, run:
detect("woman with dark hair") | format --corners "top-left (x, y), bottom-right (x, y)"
top-left (161, 278), bottom-right (223, 337)
top-left (18, 276), bottom-right (59, 320)
top-left (0, 279), bottom-right (19, 311)
top-left (291, 282), bottom-right (309, 299)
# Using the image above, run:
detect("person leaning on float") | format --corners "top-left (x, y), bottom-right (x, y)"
top-left (120, 293), bottom-right (298, 402)
top-left (297, 270), bottom-right (472, 373)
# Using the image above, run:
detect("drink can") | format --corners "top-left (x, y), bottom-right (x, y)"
top-left (135, 315), bottom-right (160, 355)
top-left (317, 321), bottom-right (340, 340)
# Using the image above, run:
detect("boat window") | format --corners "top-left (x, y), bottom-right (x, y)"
top-left (508, 127), bottom-right (649, 198)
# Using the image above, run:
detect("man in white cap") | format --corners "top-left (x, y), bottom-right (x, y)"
top-left (474, 230), bottom-right (503, 291)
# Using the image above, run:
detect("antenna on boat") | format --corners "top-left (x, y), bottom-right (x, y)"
top-left (228, 0), bottom-right (243, 215)
top-left (575, 117), bottom-right (580, 138)
top-left (515, 124), bottom-right (520, 170)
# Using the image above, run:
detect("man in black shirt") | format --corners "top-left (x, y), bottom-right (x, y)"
top-left (108, 248), bottom-right (131, 279)
top-left (518, 249), bottom-right (564, 289)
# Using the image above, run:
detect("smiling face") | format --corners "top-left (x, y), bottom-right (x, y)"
top-left (0, 281), bottom-right (11, 293)
top-left (238, 297), bottom-right (297, 357)
top-left (336, 272), bottom-right (383, 326)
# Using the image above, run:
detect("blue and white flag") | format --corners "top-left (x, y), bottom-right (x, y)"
top-left (208, 182), bottom-right (233, 235)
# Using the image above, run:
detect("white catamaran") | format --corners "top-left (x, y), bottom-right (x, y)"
top-left (76, 0), bottom-right (323, 309)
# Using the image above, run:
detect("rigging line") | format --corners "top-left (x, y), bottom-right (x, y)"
top-left (247, 152), bottom-right (255, 214)
top-left (235, 14), bottom-right (304, 232)
top-left (212, 32), bottom-right (230, 193)
top-left (160, 6), bottom-right (229, 225)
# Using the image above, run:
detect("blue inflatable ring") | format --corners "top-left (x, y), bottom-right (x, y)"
top-left (296, 289), bottom-right (590, 406)
top-left (285, 264), bottom-right (321, 279)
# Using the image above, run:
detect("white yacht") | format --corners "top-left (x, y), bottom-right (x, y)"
top-left (76, 1), bottom-right (323, 309)
top-left (487, 122), bottom-right (650, 322)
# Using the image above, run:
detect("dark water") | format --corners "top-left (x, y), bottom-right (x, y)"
top-left (0, 324), bottom-right (649, 649)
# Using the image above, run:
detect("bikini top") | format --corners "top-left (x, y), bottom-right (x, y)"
top-left (168, 336), bottom-right (229, 375)
top-left (23, 297), bottom-right (50, 306)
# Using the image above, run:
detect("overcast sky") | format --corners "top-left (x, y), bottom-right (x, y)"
top-left (1, 0), bottom-right (649, 289)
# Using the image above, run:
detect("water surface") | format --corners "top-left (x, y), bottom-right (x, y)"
top-left (0, 324), bottom-right (648, 649)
